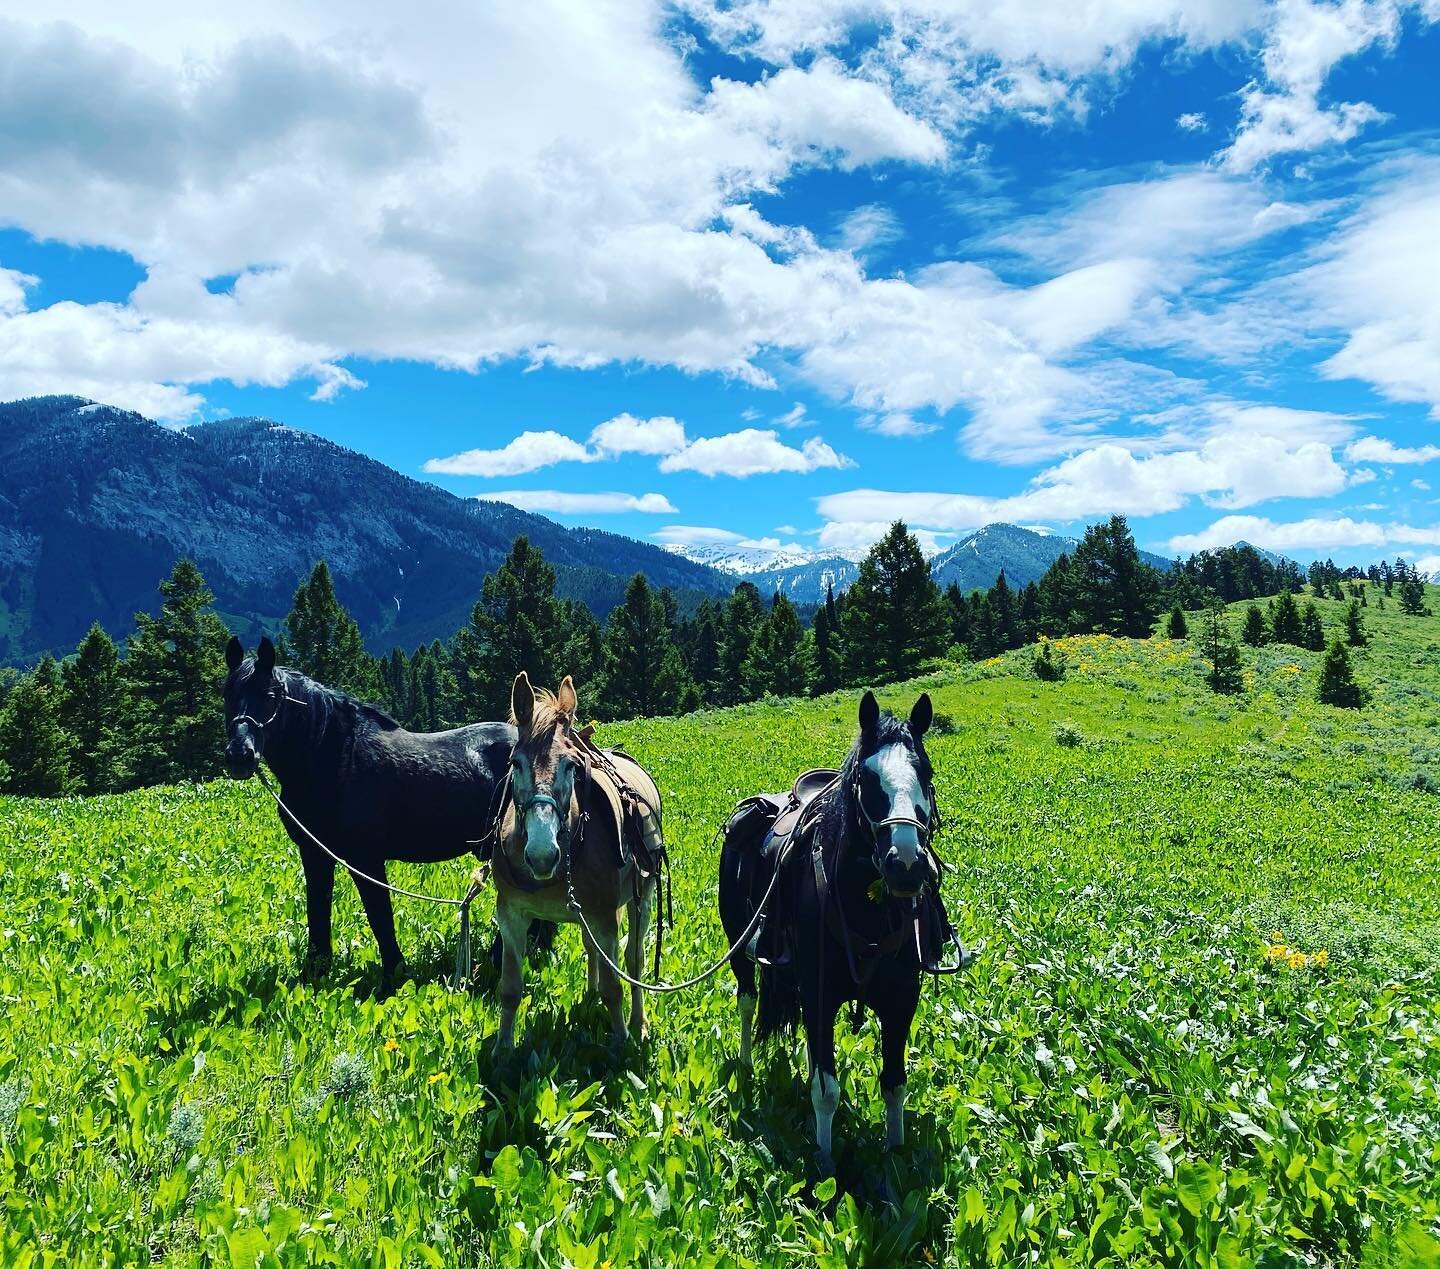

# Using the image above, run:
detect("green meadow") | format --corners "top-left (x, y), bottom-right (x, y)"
top-left (2, 590), bottom-right (1438, 1266)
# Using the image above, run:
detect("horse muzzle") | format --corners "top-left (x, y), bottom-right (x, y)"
top-left (225, 740), bottom-right (259, 780)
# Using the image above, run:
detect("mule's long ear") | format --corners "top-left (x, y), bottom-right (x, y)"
top-left (910, 692), bottom-right (933, 738)
top-left (859, 690), bottom-right (880, 734)
top-left (226, 635), bottom-right (244, 671)
top-left (557, 674), bottom-right (578, 719)
top-left (511, 671), bottom-right (535, 732)
top-left (257, 636), bottom-right (276, 675)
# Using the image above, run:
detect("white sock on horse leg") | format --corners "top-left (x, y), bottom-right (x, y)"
top-left (884, 1083), bottom-right (907, 1149)
top-left (737, 994), bottom-right (755, 1068)
top-left (811, 1068), bottom-right (840, 1168)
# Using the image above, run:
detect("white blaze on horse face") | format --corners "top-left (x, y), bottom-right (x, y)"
top-left (863, 742), bottom-right (929, 852)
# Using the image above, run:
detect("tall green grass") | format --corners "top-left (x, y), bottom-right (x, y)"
top-left (2, 590), bottom-right (1438, 1264)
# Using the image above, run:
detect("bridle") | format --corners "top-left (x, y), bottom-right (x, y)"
top-left (228, 682), bottom-right (306, 748)
top-left (848, 763), bottom-right (940, 881)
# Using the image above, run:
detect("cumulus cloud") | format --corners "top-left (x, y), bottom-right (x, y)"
top-left (0, 266), bottom-right (36, 316)
top-left (1167, 514), bottom-right (1440, 552)
top-left (660, 428), bottom-right (853, 477)
top-left (1344, 435), bottom-right (1440, 464)
top-left (1177, 111), bottom-right (1208, 131)
top-left (475, 490), bottom-right (676, 514)
top-left (588, 413), bottom-right (688, 456)
top-left (836, 204), bottom-right (903, 256)
top-left (423, 431), bottom-right (595, 477)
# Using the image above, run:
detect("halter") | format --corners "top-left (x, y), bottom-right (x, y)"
top-left (228, 686), bottom-right (306, 738)
top-left (849, 768), bottom-right (937, 879)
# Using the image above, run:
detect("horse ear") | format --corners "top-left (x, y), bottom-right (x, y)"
top-left (256, 637), bottom-right (276, 675)
top-left (511, 671), bottom-right (535, 731)
top-left (910, 692), bottom-right (933, 738)
top-left (859, 690), bottom-right (880, 734)
top-left (225, 636), bottom-right (244, 671)
top-left (557, 674), bottom-right (578, 718)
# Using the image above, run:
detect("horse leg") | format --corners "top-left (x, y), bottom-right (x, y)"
top-left (805, 996), bottom-right (842, 1175)
top-left (581, 923), bottom-right (601, 997)
top-left (625, 884), bottom-right (652, 1042)
top-left (494, 902), bottom-right (528, 1054)
top-left (591, 912), bottom-right (627, 1047)
top-left (299, 843), bottom-right (335, 976)
top-left (352, 861), bottom-right (403, 987)
top-left (879, 979), bottom-right (920, 1150)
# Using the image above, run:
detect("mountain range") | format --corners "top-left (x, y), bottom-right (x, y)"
top-left (2, 396), bottom-right (1196, 667)
top-left (0, 397), bottom-right (729, 664)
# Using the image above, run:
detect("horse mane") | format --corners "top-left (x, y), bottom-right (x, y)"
top-left (510, 687), bottom-right (574, 751)
top-left (275, 665), bottom-right (402, 742)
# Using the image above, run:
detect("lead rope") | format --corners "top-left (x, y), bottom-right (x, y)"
top-left (255, 768), bottom-right (490, 988)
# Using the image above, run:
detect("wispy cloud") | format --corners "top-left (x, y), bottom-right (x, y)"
top-left (476, 490), bottom-right (676, 514)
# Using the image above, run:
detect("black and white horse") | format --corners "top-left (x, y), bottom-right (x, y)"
top-left (719, 690), bottom-right (951, 1171)
top-left (222, 636), bottom-right (515, 984)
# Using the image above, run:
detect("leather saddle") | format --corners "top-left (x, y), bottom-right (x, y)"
top-left (724, 768), bottom-right (838, 860)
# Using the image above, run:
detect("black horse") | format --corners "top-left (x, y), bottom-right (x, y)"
top-left (719, 689), bottom-right (957, 1172)
top-left (223, 636), bottom-right (515, 984)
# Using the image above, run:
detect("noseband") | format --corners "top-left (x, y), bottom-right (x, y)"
top-left (229, 688), bottom-right (306, 738)
top-left (849, 771), bottom-right (938, 873)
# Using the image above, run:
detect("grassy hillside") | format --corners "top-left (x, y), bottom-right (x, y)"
top-left (2, 590), bottom-right (1438, 1265)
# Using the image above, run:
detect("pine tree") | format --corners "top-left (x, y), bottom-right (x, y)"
top-left (1317, 637), bottom-right (1366, 708)
top-left (284, 560), bottom-right (378, 699)
top-left (679, 600), bottom-right (723, 704)
top-left (1069, 516), bottom-right (1161, 638)
top-left (1300, 601), bottom-right (1326, 652)
top-left (810, 584), bottom-right (844, 694)
top-left (743, 592), bottom-right (813, 699)
top-left (558, 599), bottom-right (603, 694)
top-left (379, 647), bottom-right (411, 719)
top-left (840, 522), bottom-right (950, 683)
top-left (0, 656), bottom-right (73, 795)
top-left (456, 536), bottom-right (568, 717)
top-left (1241, 603), bottom-right (1269, 646)
top-left (1345, 599), bottom-right (1368, 646)
top-left (126, 560), bottom-right (230, 785)
top-left (598, 574), bottom-right (692, 719)
top-left (989, 570), bottom-right (1019, 650)
top-left (1166, 605), bottom-right (1188, 639)
top-left (59, 623), bottom-right (132, 793)
top-left (717, 582), bottom-right (766, 705)
top-left (1036, 551), bottom-right (1081, 635)
top-left (1396, 559), bottom-right (1430, 615)
top-left (1198, 603), bottom-right (1243, 695)
top-left (410, 640), bottom-right (458, 731)
top-left (1268, 590), bottom-right (1303, 646)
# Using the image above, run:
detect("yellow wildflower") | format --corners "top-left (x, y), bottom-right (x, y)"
top-left (428, 1072), bottom-right (448, 1085)
top-left (1287, 951), bottom-right (1307, 970)
top-left (383, 1038), bottom-right (399, 1053)
top-left (1312, 949), bottom-right (1329, 969)
top-left (1270, 930), bottom-right (1283, 942)
top-left (1264, 943), bottom-right (1289, 962)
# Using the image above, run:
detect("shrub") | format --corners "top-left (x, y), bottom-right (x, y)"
top-left (1053, 721), bottom-right (1083, 748)
top-left (1241, 604), bottom-right (1269, 646)
top-left (1033, 640), bottom-right (1065, 681)
top-left (1165, 606), bottom-right (1188, 639)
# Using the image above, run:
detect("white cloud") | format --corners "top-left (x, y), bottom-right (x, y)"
top-left (815, 518), bottom-right (951, 555)
top-left (660, 428), bottom-right (853, 477)
top-left (1177, 111), bottom-right (1208, 131)
top-left (587, 412), bottom-right (688, 456)
top-left (859, 411), bottom-right (940, 438)
top-left (1167, 514), bottom-right (1440, 552)
top-left (836, 204), bottom-right (903, 256)
top-left (423, 430), bottom-right (594, 477)
top-left (475, 489), bottom-right (676, 514)
top-left (1299, 158), bottom-right (1440, 417)
top-left (775, 403), bottom-right (810, 428)
top-left (652, 524), bottom-right (746, 546)
top-left (1220, 0), bottom-right (1414, 172)
top-left (0, 266), bottom-right (36, 316)
top-left (1344, 435), bottom-right (1440, 464)
top-left (1413, 478), bottom-right (1431, 491)
top-left (1414, 554), bottom-right (1440, 575)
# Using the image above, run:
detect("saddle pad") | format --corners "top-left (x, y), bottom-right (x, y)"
top-left (590, 749), bottom-right (664, 870)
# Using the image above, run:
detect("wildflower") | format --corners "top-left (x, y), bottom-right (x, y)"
top-left (383, 1038), bottom-right (399, 1053)
top-left (428, 1072), bottom-right (448, 1085)
top-left (1287, 951), bottom-right (1307, 969)
top-left (1270, 930), bottom-right (1284, 942)
top-left (1312, 949), bottom-right (1328, 969)
top-left (1264, 943), bottom-right (1288, 962)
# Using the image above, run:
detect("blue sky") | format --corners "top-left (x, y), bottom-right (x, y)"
top-left (2, 2), bottom-right (1439, 567)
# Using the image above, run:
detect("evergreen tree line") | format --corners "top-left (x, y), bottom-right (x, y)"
top-left (0, 522), bottom-right (954, 795)
top-left (1, 518), bottom-right (1430, 795)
